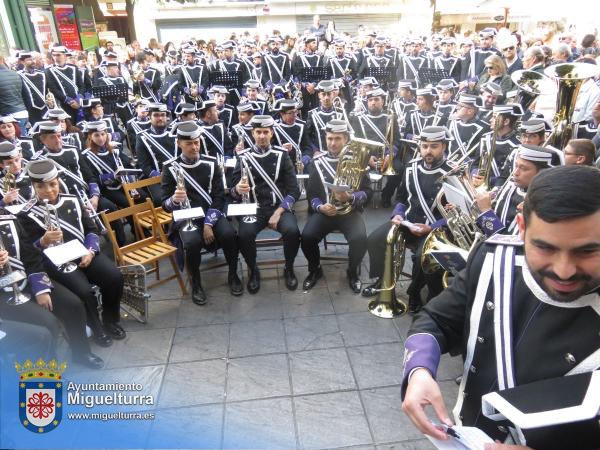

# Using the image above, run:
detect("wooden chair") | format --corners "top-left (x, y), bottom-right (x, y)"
top-left (122, 176), bottom-right (172, 239)
top-left (100, 198), bottom-right (187, 295)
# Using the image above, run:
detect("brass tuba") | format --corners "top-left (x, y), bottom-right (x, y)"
top-left (510, 69), bottom-right (556, 111)
top-left (543, 63), bottom-right (600, 150)
top-left (368, 223), bottom-right (407, 318)
top-left (329, 137), bottom-right (383, 215)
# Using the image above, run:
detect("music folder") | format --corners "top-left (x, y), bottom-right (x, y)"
top-left (43, 240), bottom-right (90, 267)
top-left (172, 207), bottom-right (205, 222)
top-left (425, 424), bottom-right (493, 450)
top-left (227, 203), bottom-right (257, 216)
top-left (431, 248), bottom-right (468, 273)
top-left (115, 168), bottom-right (143, 177)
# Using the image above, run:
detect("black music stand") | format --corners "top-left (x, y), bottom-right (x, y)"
top-left (300, 67), bottom-right (329, 83)
top-left (366, 66), bottom-right (396, 85)
top-left (419, 68), bottom-right (449, 87)
top-left (92, 82), bottom-right (129, 103)
top-left (209, 70), bottom-right (242, 90)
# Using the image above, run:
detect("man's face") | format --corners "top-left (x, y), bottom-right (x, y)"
top-left (238, 111), bottom-right (253, 124)
top-left (502, 45), bottom-right (516, 60)
top-left (326, 132), bottom-right (348, 155)
top-left (419, 140), bottom-right (445, 165)
top-left (518, 210), bottom-right (600, 302)
top-left (512, 157), bottom-right (539, 189)
top-left (307, 41), bottom-right (317, 52)
top-left (185, 54), bottom-right (194, 65)
top-left (456, 104), bottom-right (475, 121)
top-left (374, 44), bottom-right (385, 56)
top-left (107, 66), bottom-right (120, 77)
top-left (564, 144), bottom-right (586, 166)
top-left (432, 38), bottom-right (441, 50)
top-left (91, 104), bottom-right (104, 118)
top-left (367, 96), bottom-right (384, 114)
top-left (335, 46), bottom-right (345, 57)
top-left (150, 111), bottom-right (168, 128)
top-left (520, 132), bottom-right (544, 146)
top-left (398, 88), bottom-right (412, 100)
top-left (40, 132), bottom-right (63, 151)
top-left (214, 93), bottom-right (226, 106)
top-left (246, 87), bottom-right (258, 100)
top-left (0, 153), bottom-right (22, 174)
top-left (224, 49), bottom-right (233, 60)
top-left (252, 127), bottom-right (273, 147)
top-left (438, 90), bottom-right (453, 104)
top-left (52, 53), bottom-right (66, 65)
top-left (270, 42), bottom-right (281, 53)
top-left (460, 44), bottom-right (472, 56)
top-left (441, 42), bottom-right (454, 56)
top-left (202, 107), bottom-right (219, 125)
top-left (481, 91), bottom-right (497, 109)
top-left (279, 109), bottom-right (296, 125)
top-left (319, 91), bottom-right (334, 108)
top-left (136, 106), bottom-right (148, 119)
top-left (23, 57), bottom-right (34, 70)
top-left (480, 36), bottom-right (493, 49)
top-left (178, 138), bottom-right (201, 159)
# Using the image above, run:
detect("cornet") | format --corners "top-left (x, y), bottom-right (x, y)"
top-left (74, 185), bottom-right (107, 235)
top-left (0, 233), bottom-right (31, 305)
top-left (43, 199), bottom-right (77, 273)
top-left (174, 165), bottom-right (197, 232)
top-left (240, 166), bottom-right (257, 224)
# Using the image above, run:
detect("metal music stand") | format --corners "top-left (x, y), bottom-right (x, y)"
top-left (300, 67), bottom-right (329, 83)
top-left (419, 68), bottom-right (450, 87)
top-left (210, 70), bottom-right (242, 90)
top-left (92, 82), bottom-right (129, 103)
top-left (366, 66), bottom-right (397, 87)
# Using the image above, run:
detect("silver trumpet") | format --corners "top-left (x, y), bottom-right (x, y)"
top-left (74, 185), bottom-right (107, 235)
top-left (43, 199), bottom-right (78, 273)
top-left (240, 166), bottom-right (257, 224)
top-left (174, 164), bottom-right (197, 232)
top-left (0, 233), bottom-right (31, 305)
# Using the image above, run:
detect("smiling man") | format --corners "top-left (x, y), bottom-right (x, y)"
top-left (401, 165), bottom-right (600, 449)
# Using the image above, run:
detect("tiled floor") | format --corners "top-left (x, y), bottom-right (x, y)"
top-left (71, 202), bottom-right (464, 449)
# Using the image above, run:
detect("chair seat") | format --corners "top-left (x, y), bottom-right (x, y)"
top-left (121, 240), bottom-right (177, 266)
top-left (136, 208), bottom-right (172, 229)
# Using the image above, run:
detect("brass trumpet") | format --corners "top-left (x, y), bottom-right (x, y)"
top-left (43, 199), bottom-right (78, 273)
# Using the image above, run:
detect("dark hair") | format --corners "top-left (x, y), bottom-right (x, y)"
top-left (566, 138), bottom-right (596, 165)
top-left (581, 34), bottom-right (596, 49)
top-left (523, 165), bottom-right (600, 223)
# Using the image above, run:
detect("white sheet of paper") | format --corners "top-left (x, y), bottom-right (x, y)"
top-left (225, 158), bottom-right (237, 168)
top-left (324, 181), bottom-right (351, 192)
top-left (43, 239), bottom-right (90, 266)
top-left (172, 207), bottom-right (205, 222)
top-left (296, 174), bottom-right (309, 179)
top-left (4, 204), bottom-right (25, 215)
top-left (443, 182), bottom-right (471, 214)
top-left (369, 173), bottom-right (383, 181)
top-left (426, 425), bottom-right (494, 450)
top-left (227, 203), bottom-right (257, 216)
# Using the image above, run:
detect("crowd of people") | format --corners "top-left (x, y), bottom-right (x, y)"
top-left (0, 17), bottom-right (599, 448)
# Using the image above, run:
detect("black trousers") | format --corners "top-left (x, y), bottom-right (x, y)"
top-left (179, 216), bottom-right (239, 273)
top-left (301, 210), bottom-right (367, 272)
top-left (45, 252), bottom-right (124, 327)
top-left (147, 183), bottom-right (163, 207)
top-left (238, 207), bottom-right (300, 269)
top-left (0, 281), bottom-right (91, 355)
top-left (366, 222), bottom-right (444, 301)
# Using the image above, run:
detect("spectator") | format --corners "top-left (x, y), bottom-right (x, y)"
top-left (308, 15), bottom-right (326, 41)
top-left (522, 46), bottom-right (545, 72)
top-left (499, 34), bottom-right (522, 74)
top-left (0, 54), bottom-right (28, 135)
top-left (552, 43), bottom-right (572, 63)
top-left (564, 138), bottom-right (596, 166)
top-left (475, 54), bottom-right (514, 97)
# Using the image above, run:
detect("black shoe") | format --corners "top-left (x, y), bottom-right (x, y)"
top-left (347, 269), bottom-right (362, 294)
top-left (229, 269), bottom-right (243, 296)
top-left (283, 268), bottom-right (298, 291)
top-left (381, 198), bottom-right (391, 208)
top-left (361, 278), bottom-right (382, 297)
top-left (247, 266), bottom-right (260, 294)
top-left (302, 267), bottom-right (323, 290)
top-left (191, 271), bottom-right (207, 305)
top-left (104, 322), bottom-right (126, 340)
top-left (92, 330), bottom-right (112, 348)
top-left (75, 352), bottom-right (104, 369)
top-left (408, 295), bottom-right (422, 314)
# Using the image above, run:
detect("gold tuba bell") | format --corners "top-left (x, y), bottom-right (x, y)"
top-left (329, 137), bottom-right (383, 215)
top-left (510, 69), bottom-right (556, 111)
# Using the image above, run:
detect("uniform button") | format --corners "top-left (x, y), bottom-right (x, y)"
top-left (565, 353), bottom-right (576, 365)
top-left (477, 336), bottom-right (485, 344)
top-left (486, 301), bottom-right (495, 310)
top-left (459, 415), bottom-right (464, 420)
top-left (470, 365), bottom-right (477, 373)
top-left (498, 425), bottom-right (507, 433)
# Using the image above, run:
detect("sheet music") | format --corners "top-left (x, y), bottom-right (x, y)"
top-left (442, 182), bottom-right (471, 215)
top-left (43, 239), bottom-right (90, 266)
top-left (5, 204), bottom-right (25, 215)
top-left (426, 425), bottom-right (494, 450)
top-left (172, 207), bottom-right (205, 222)
top-left (227, 203), bottom-right (257, 216)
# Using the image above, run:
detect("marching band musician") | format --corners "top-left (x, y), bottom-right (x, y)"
top-left (242, 79), bottom-right (267, 115)
top-left (135, 103), bottom-right (177, 202)
top-left (476, 81), bottom-right (502, 125)
top-left (474, 145), bottom-right (559, 237)
top-left (45, 46), bottom-right (86, 124)
top-left (446, 93), bottom-right (489, 157)
top-left (209, 85), bottom-right (237, 130)
top-left (0, 116), bottom-right (34, 160)
top-left (358, 36), bottom-right (397, 89)
top-left (81, 98), bottom-right (125, 144)
top-left (273, 99), bottom-right (308, 171)
top-left (132, 52), bottom-right (161, 103)
top-left (390, 80), bottom-right (417, 122)
top-left (459, 27), bottom-right (502, 81)
top-left (429, 37), bottom-right (461, 81)
top-left (301, 120), bottom-right (371, 292)
top-left (172, 102), bottom-right (198, 125)
top-left (44, 108), bottom-right (83, 152)
top-left (178, 47), bottom-right (209, 104)
top-left (433, 79), bottom-right (458, 126)
top-left (91, 61), bottom-right (131, 122)
top-left (362, 126), bottom-right (454, 313)
top-left (19, 159), bottom-right (125, 348)
top-left (261, 36), bottom-right (291, 88)
top-left (210, 40), bottom-right (251, 107)
top-left (397, 37), bottom-right (427, 83)
top-left (292, 35), bottom-right (327, 116)
top-left (17, 51), bottom-right (48, 126)
top-left (0, 205), bottom-right (104, 369)
top-left (197, 99), bottom-right (235, 159)
top-left (401, 165), bottom-right (600, 449)
top-left (304, 80), bottom-right (343, 164)
top-left (231, 115), bottom-right (301, 293)
top-left (328, 38), bottom-right (358, 108)
top-left (126, 99), bottom-right (151, 155)
top-left (0, 142), bottom-right (32, 207)
top-left (164, 49), bottom-right (180, 77)
top-left (162, 122), bottom-right (242, 304)
top-left (232, 101), bottom-right (258, 151)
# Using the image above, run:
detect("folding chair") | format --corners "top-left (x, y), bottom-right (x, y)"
top-left (122, 176), bottom-right (172, 239)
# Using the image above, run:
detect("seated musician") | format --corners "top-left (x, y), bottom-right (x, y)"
top-left (273, 99), bottom-right (308, 173)
top-left (362, 126), bottom-right (453, 313)
top-left (0, 206), bottom-right (104, 368)
top-left (231, 115), bottom-right (301, 293)
top-left (232, 101), bottom-right (258, 151)
top-left (209, 85), bottom-right (236, 131)
top-left (242, 79), bottom-right (267, 115)
top-left (301, 120), bottom-right (371, 292)
top-left (126, 99), bottom-right (151, 156)
top-left (80, 98), bottom-right (124, 144)
top-left (161, 122), bottom-right (242, 304)
top-left (19, 159), bottom-right (125, 348)
top-left (0, 142), bottom-right (33, 207)
top-left (44, 108), bottom-right (83, 152)
top-left (0, 115), bottom-right (34, 160)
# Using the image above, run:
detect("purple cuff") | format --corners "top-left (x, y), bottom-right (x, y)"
top-left (197, 85), bottom-right (204, 94)
top-left (34, 238), bottom-right (42, 250)
top-left (401, 333), bottom-right (442, 400)
top-left (65, 96), bottom-right (73, 103)
top-left (391, 203), bottom-right (407, 218)
top-left (430, 218), bottom-right (446, 229)
top-left (0, 199), bottom-right (6, 208)
top-left (84, 233), bottom-right (100, 253)
top-left (164, 196), bottom-right (179, 212)
top-left (352, 191), bottom-right (367, 208)
top-left (204, 208), bottom-right (222, 226)
top-left (144, 78), bottom-right (151, 85)
top-left (476, 209), bottom-right (504, 237)
top-left (280, 194), bottom-right (295, 211)
top-left (311, 198), bottom-right (324, 211)
top-left (99, 173), bottom-right (115, 185)
top-left (301, 155), bottom-right (311, 166)
top-left (28, 272), bottom-right (53, 297)
top-left (150, 170), bottom-right (161, 178)
top-left (230, 186), bottom-right (241, 199)
top-left (88, 182), bottom-right (100, 197)
top-left (111, 132), bottom-right (121, 142)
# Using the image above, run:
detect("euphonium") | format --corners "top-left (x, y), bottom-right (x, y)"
top-left (543, 63), bottom-right (600, 150)
top-left (0, 233), bottom-right (31, 305)
top-left (174, 165), bottom-right (197, 232)
top-left (329, 137), bottom-right (382, 215)
top-left (43, 199), bottom-right (77, 273)
top-left (368, 223), bottom-right (407, 318)
top-left (510, 69), bottom-right (556, 111)
top-left (2, 170), bottom-right (17, 200)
